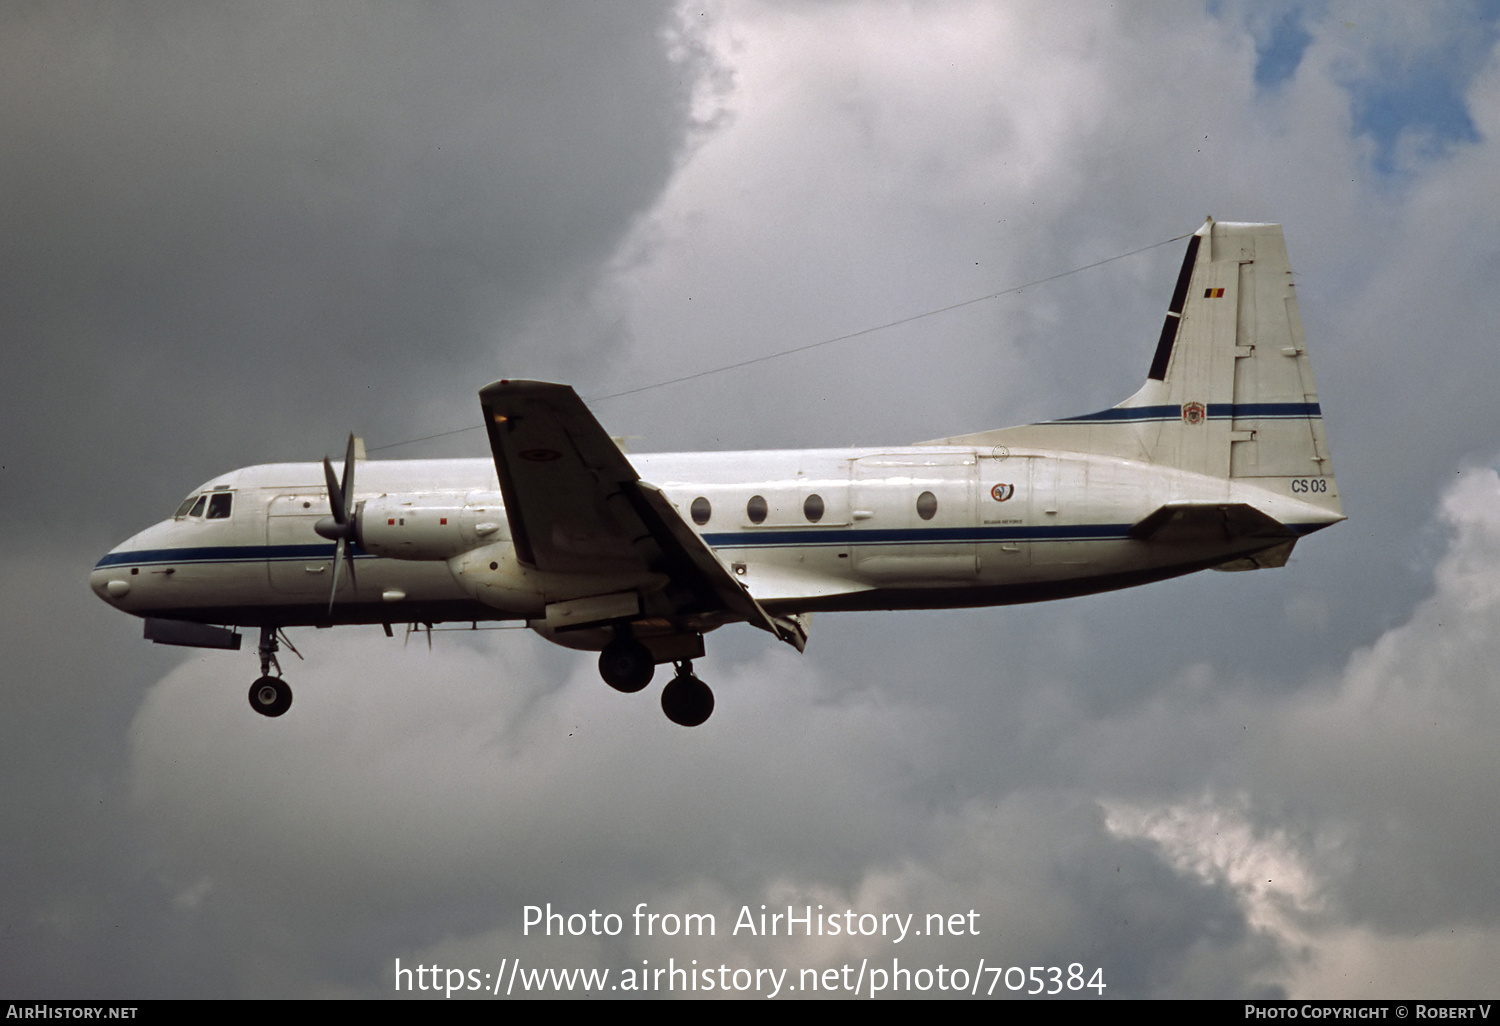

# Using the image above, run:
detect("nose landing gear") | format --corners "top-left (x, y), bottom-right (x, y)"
top-left (248, 625), bottom-right (294, 718)
top-left (249, 675), bottom-right (292, 717)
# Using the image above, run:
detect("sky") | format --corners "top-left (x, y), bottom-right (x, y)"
top-left (5, 0), bottom-right (1500, 999)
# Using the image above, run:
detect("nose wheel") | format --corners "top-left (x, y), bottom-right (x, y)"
top-left (660, 661), bottom-right (714, 727)
top-left (249, 675), bottom-right (293, 717)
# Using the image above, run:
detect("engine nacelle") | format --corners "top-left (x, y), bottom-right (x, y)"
top-left (356, 492), bottom-right (504, 561)
top-left (447, 541), bottom-right (667, 619)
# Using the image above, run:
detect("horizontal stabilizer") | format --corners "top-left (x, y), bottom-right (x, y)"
top-left (1127, 502), bottom-right (1297, 543)
top-left (1213, 540), bottom-right (1296, 572)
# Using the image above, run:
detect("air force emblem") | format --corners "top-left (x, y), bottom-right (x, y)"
top-left (1182, 401), bottom-right (1206, 425)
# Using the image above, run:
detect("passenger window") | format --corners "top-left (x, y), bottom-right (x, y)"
top-left (174, 494), bottom-right (200, 518)
top-left (206, 493), bottom-right (233, 519)
top-left (747, 495), bottom-right (768, 524)
top-left (690, 497), bottom-right (711, 525)
top-left (187, 495), bottom-right (208, 518)
top-left (803, 494), bottom-right (824, 523)
top-left (916, 491), bottom-right (938, 520)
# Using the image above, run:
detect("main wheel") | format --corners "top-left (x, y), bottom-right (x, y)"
top-left (660, 673), bottom-right (714, 727)
top-left (598, 639), bottom-right (655, 693)
top-left (248, 675), bottom-right (293, 718)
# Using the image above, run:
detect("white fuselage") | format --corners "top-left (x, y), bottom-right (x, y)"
top-left (90, 445), bottom-right (1340, 630)
top-left (88, 223), bottom-right (1344, 726)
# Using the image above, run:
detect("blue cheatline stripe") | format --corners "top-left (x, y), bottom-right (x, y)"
top-left (93, 544), bottom-right (376, 570)
top-left (1206, 402), bottom-right (1321, 419)
top-left (704, 524), bottom-right (1134, 548)
top-left (1056, 402), bottom-right (1320, 424)
top-left (1057, 405), bottom-right (1181, 423)
top-left (94, 519), bottom-right (1330, 571)
top-left (707, 521), bottom-right (1329, 545)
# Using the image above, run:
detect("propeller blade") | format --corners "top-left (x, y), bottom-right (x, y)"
top-left (342, 514), bottom-right (358, 587)
top-left (328, 537), bottom-right (346, 615)
top-left (323, 457), bottom-right (345, 524)
top-left (339, 433), bottom-right (356, 522)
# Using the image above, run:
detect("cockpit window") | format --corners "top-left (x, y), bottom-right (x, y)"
top-left (187, 495), bottom-right (208, 518)
top-left (206, 492), bottom-right (233, 519)
top-left (175, 494), bottom-right (200, 518)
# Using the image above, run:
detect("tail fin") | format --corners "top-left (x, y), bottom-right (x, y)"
top-left (926, 220), bottom-right (1341, 515)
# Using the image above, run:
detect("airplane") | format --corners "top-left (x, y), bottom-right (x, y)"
top-left (91, 219), bottom-right (1343, 726)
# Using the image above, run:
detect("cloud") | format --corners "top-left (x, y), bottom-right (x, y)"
top-left (12, 0), bottom-right (1500, 1000)
top-left (1096, 467), bottom-right (1500, 995)
top-left (0, 2), bottom-right (694, 531)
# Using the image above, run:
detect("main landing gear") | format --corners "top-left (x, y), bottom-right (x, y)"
top-left (660, 662), bottom-right (713, 727)
top-left (598, 637), bottom-right (654, 693)
top-left (597, 633), bottom-right (715, 726)
top-left (248, 625), bottom-right (293, 718)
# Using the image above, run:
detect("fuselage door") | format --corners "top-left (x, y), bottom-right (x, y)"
top-left (850, 453), bottom-right (978, 581)
top-left (266, 493), bottom-right (336, 593)
top-left (1024, 455), bottom-right (1095, 569)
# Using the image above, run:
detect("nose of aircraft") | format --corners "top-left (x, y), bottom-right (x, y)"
top-left (91, 543), bottom-right (138, 607)
top-left (91, 515), bottom-right (181, 612)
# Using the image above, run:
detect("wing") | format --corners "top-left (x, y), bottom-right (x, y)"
top-left (479, 379), bottom-right (643, 575)
top-left (478, 380), bottom-right (804, 649)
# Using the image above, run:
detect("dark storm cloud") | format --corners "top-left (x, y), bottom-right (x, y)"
top-left (1, 1), bottom-right (693, 532)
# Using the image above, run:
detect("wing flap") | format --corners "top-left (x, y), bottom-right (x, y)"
top-left (631, 482), bottom-right (805, 647)
top-left (735, 562), bottom-right (877, 603)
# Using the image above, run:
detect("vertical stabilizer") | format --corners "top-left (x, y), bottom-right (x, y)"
top-left (925, 220), bottom-right (1340, 516)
